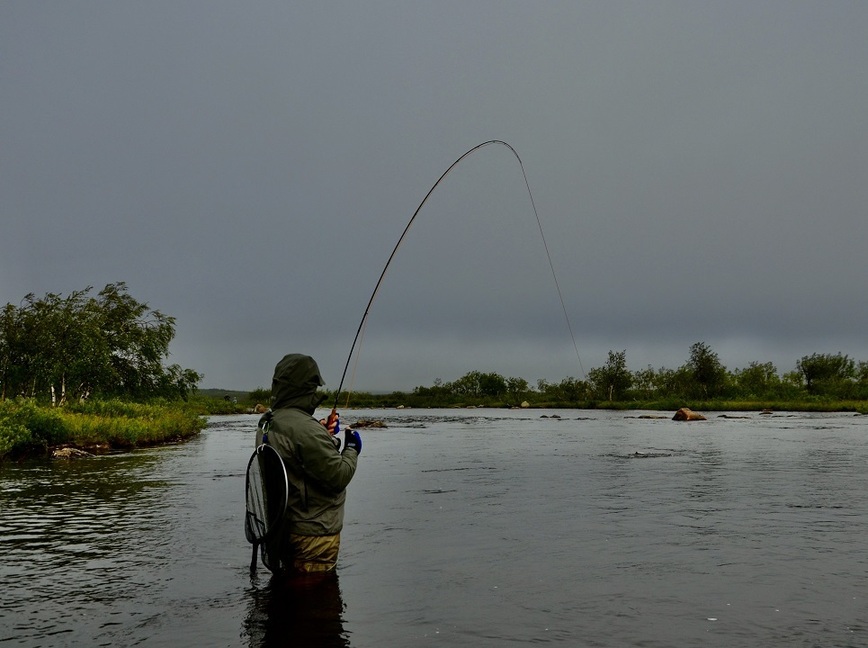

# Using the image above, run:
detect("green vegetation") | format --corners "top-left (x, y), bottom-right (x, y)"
top-left (323, 343), bottom-right (868, 413)
top-left (0, 284), bottom-right (208, 459)
top-left (0, 398), bottom-right (204, 458)
top-left (3, 283), bottom-right (866, 458)
top-left (1, 283), bottom-right (201, 404)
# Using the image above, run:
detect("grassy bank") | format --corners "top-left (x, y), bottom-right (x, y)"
top-left (0, 398), bottom-right (207, 459)
top-left (7, 393), bottom-right (860, 460)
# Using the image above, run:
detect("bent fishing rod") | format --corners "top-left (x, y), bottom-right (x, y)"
top-left (327, 139), bottom-right (583, 424)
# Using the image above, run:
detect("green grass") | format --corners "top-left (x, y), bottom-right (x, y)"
top-left (4, 393), bottom-right (863, 460)
top-left (0, 398), bottom-right (206, 459)
top-left (183, 394), bottom-right (250, 415)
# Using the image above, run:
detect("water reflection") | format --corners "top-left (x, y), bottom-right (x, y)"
top-left (243, 572), bottom-right (349, 648)
top-left (0, 451), bottom-right (182, 644)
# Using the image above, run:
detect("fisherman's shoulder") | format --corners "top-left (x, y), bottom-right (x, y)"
top-left (270, 407), bottom-right (321, 433)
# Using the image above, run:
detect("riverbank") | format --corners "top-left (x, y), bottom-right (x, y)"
top-left (3, 394), bottom-right (865, 461)
top-left (0, 399), bottom-right (206, 460)
top-left (335, 394), bottom-right (868, 415)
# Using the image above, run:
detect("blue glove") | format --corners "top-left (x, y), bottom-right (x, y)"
top-left (344, 429), bottom-right (362, 455)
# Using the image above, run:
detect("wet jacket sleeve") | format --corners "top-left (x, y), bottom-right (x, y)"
top-left (291, 420), bottom-right (358, 493)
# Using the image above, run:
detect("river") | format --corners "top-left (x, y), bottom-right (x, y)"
top-left (1, 408), bottom-right (866, 647)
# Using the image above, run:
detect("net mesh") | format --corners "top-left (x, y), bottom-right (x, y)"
top-left (245, 444), bottom-right (288, 543)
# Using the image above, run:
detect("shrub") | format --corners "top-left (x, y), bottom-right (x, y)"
top-left (0, 399), bottom-right (66, 454)
top-left (0, 398), bottom-right (205, 458)
top-left (0, 413), bottom-right (31, 456)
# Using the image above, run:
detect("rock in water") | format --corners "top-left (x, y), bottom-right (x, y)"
top-left (673, 407), bottom-right (707, 421)
top-left (52, 446), bottom-right (94, 459)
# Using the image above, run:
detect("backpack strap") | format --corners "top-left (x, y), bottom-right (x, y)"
top-left (259, 409), bottom-right (274, 444)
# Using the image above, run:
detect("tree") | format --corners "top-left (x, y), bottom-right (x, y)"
top-left (0, 283), bottom-right (202, 403)
top-left (796, 353), bottom-right (856, 396)
top-left (656, 365), bottom-right (692, 399)
top-left (96, 283), bottom-right (179, 397)
top-left (505, 376), bottom-right (530, 405)
top-left (588, 350), bottom-right (633, 401)
top-left (411, 378), bottom-right (453, 407)
top-left (631, 365), bottom-right (657, 400)
top-left (733, 361), bottom-right (781, 399)
top-left (859, 361), bottom-right (868, 383)
top-left (447, 371), bottom-right (506, 400)
top-left (685, 342), bottom-right (728, 399)
top-left (249, 387), bottom-right (272, 404)
top-left (478, 372), bottom-right (507, 398)
top-left (555, 376), bottom-right (588, 404)
top-left (857, 362), bottom-right (868, 400)
top-left (0, 303), bottom-right (24, 400)
top-left (449, 371), bottom-right (483, 398)
top-left (535, 377), bottom-right (578, 403)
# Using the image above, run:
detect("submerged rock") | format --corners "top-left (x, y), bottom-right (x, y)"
top-left (351, 419), bottom-right (388, 429)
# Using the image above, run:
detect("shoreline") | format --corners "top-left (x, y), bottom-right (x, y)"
top-left (5, 398), bottom-right (865, 462)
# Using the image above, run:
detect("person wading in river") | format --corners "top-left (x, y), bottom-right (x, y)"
top-left (256, 353), bottom-right (361, 577)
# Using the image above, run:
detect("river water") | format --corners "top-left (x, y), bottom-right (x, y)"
top-left (1, 408), bottom-right (867, 647)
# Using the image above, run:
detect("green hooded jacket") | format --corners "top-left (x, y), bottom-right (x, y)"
top-left (256, 354), bottom-right (358, 545)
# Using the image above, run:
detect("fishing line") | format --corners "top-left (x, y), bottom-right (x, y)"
top-left (331, 139), bottom-right (584, 412)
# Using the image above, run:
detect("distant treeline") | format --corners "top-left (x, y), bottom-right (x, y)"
top-left (249, 343), bottom-right (868, 412)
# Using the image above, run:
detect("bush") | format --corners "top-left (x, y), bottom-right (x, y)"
top-left (0, 404), bottom-right (31, 455)
top-left (0, 398), bottom-right (205, 458)
top-left (0, 399), bottom-right (67, 452)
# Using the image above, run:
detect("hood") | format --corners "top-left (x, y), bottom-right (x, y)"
top-left (270, 353), bottom-right (327, 413)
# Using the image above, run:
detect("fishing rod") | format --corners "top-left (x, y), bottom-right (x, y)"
top-left (328, 139), bottom-right (583, 423)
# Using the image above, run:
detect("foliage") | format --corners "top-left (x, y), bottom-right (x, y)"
top-left (410, 379), bottom-right (454, 407)
top-left (504, 376), bottom-right (530, 405)
top-left (330, 342), bottom-right (868, 411)
top-left (0, 398), bottom-right (68, 451)
top-left (59, 408), bottom-right (202, 448)
top-left (685, 341), bottom-right (729, 399)
top-left (447, 371), bottom-right (508, 399)
top-left (184, 396), bottom-right (249, 415)
top-left (0, 402), bottom-right (32, 456)
top-left (249, 388), bottom-right (272, 406)
top-left (0, 283), bottom-right (202, 404)
top-left (796, 353), bottom-right (857, 396)
top-left (588, 350), bottom-right (633, 401)
top-left (0, 398), bottom-right (205, 458)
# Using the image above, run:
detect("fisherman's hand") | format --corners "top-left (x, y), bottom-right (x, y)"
top-left (320, 413), bottom-right (340, 435)
top-left (344, 429), bottom-right (362, 455)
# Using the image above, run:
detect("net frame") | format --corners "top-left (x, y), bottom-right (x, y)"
top-left (244, 443), bottom-right (289, 573)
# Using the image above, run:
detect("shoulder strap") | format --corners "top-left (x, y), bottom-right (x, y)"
top-left (259, 409), bottom-right (274, 444)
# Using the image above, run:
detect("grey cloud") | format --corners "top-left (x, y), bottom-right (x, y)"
top-left (3, 1), bottom-right (867, 391)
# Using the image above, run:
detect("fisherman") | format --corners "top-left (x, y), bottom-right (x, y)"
top-left (256, 353), bottom-right (361, 576)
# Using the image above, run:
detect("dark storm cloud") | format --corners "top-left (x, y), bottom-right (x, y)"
top-left (2, 1), bottom-right (867, 391)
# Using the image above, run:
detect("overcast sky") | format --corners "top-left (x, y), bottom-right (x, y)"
top-left (3, 2), bottom-right (867, 393)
